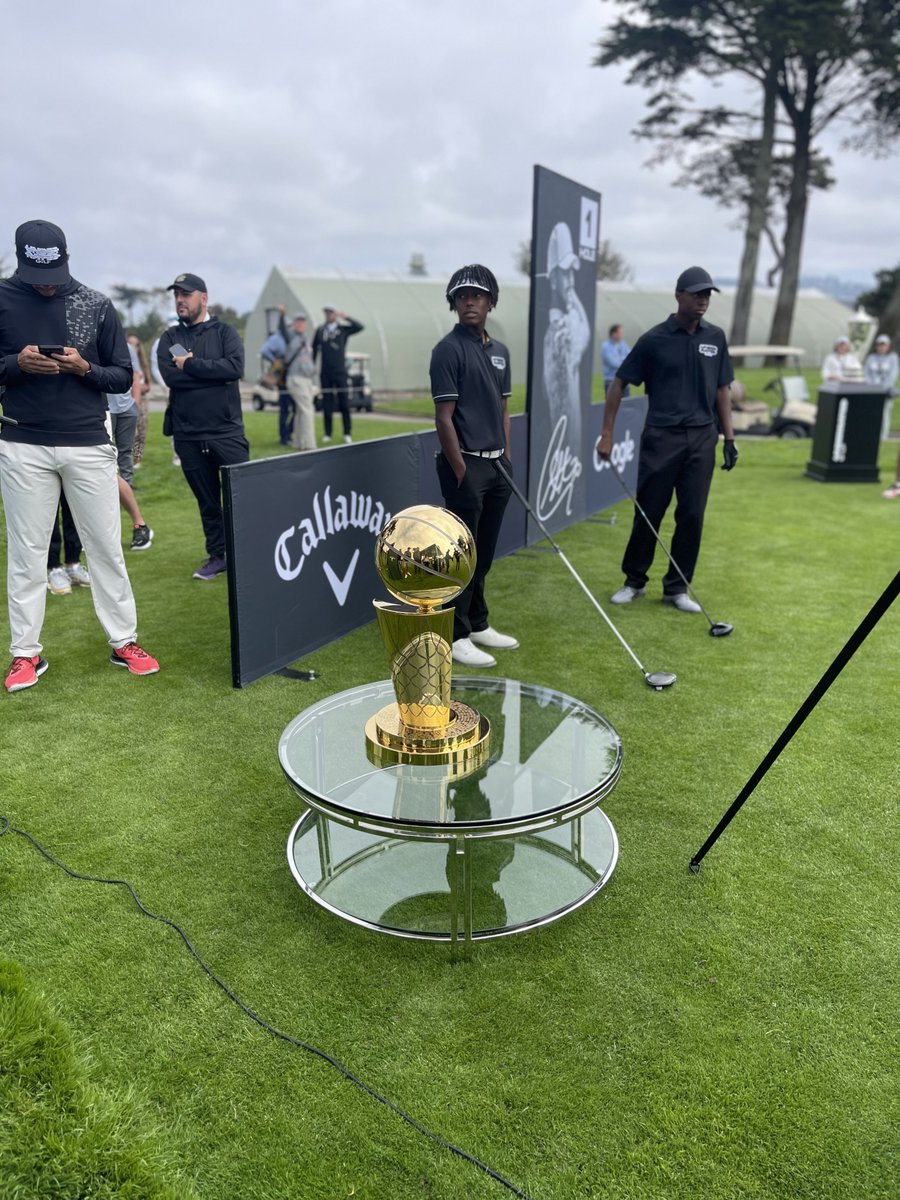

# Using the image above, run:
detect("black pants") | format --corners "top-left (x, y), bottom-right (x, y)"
top-left (437, 453), bottom-right (511, 642)
top-left (175, 435), bottom-right (250, 559)
top-left (278, 390), bottom-right (295, 445)
top-left (622, 423), bottom-right (717, 594)
top-left (47, 493), bottom-right (81, 569)
top-left (320, 366), bottom-right (351, 437)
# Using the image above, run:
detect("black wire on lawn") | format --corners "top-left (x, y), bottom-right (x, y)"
top-left (0, 817), bottom-right (533, 1200)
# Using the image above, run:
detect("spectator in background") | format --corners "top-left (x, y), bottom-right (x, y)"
top-left (278, 307), bottom-right (316, 452)
top-left (152, 314), bottom-right (181, 466)
top-left (601, 323), bottom-right (630, 397)
top-left (821, 336), bottom-right (863, 383)
top-left (866, 334), bottom-right (900, 499)
top-left (156, 273), bottom-right (247, 581)
top-left (127, 332), bottom-right (151, 468)
top-left (47, 495), bottom-right (91, 595)
top-left (108, 338), bottom-right (153, 550)
top-left (259, 322), bottom-right (293, 446)
top-left (313, 305), bottom-right (363, 444)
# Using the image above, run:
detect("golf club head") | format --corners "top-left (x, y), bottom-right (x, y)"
top-left (645, 670), bottom-right (677, 690)
top-left (709, 623), bottom-right (733, 638)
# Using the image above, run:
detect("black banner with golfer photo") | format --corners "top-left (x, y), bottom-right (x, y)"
top-left (526, 165), bottom-right (602, 542)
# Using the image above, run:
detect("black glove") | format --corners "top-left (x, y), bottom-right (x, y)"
top-left (721, 439), bottom-right (738, 471)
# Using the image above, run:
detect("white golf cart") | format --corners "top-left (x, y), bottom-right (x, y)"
top-left (729, 345), bottom-right (817, 437)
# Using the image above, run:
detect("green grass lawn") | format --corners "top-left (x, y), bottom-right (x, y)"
top-left (0, 414), bottom-right (897, 1199)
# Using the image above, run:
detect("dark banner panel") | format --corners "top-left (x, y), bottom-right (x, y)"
top-left (527, 165), bottom-right (601, 541)
top-left (586, 396), bottom-right (649, 513)
top-left (224, 437), bottom-right (419, 686)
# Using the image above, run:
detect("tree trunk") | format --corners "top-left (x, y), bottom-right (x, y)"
top-left (768, 69), bottom-right (816, 347)
top-left (731, 65), bottom-right (779, 349)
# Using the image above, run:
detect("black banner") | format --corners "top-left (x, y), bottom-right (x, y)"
top-left (527, 165), bottom-right (601, 541)
top-left (586, 396), bottom-right (648, 513)
top-left (224, 437), bottom-right (418, 686)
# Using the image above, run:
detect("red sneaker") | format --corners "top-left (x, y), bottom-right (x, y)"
top-left (109, 642), bottom-right (160, 675)
top-left (5, 655), bottom-right (49, 693)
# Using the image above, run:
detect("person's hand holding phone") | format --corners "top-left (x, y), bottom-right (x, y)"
top-left (54, 347), bottom-right (90, 376)
top-left (169, 342), bottom-right (193, 370)
top-left (18, 344), bottom-right (62, 374)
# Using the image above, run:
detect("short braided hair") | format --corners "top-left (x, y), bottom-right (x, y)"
top-left (445, 264), bottom-right (499, 311)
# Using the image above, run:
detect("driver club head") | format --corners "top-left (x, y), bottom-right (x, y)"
top-left (709, 622), bottom-right (734, 638)
top-left (645, 670), bottom-right (677, 691)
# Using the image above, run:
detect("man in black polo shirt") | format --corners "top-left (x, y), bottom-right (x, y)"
top-left (431, 264), bottom-right (517, 668)
top-left (596, 265), bottom-right (738, 612)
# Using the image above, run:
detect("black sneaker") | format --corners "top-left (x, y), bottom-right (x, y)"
top-left (131, 525), bottom-right (154, 551)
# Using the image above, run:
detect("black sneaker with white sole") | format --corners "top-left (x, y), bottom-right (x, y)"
top-left (131, 525), bottom-right (154, 551)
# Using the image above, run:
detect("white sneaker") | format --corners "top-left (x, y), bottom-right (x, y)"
top-left (881, 483), bottom-right (900, 499)
top-left (48, 567), bottom-right (72, 595)
top-left (611, 585), bottom-right (645, 604)
top-left (663, 593), bottom-right (702, 614)
top-left (343, 434), bottom-right (352, 444)
top-left (470, 626), bottom-right (519, 650)
top-left (451, 638), bottom-right (496, 668)
top-left (322, 436), bottom-right (332, 444)
top-left (65, 562), bottom-right (91, 588)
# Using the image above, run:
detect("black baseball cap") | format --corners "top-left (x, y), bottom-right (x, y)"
top-left (15, 219), bottom-right (70, 285)
top-left (676, 266), bottom-right (719, 294)
top-left (166, 272), bottom-right (207, 293)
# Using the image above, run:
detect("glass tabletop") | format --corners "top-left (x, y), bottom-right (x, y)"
top-left (278, 677), bottom-right (622, 839)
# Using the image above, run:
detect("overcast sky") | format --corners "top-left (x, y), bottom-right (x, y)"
top-left (3, 0), bottom-right (893, 313)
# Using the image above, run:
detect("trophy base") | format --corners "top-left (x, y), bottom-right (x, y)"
top-left (365, 701), bottom-right (491, 775)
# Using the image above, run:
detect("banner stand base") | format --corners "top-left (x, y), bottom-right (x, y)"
top-left (276, 667), bottom-right (318, 682)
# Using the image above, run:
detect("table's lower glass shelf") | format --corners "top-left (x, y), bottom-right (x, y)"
top-left (288, 806), bottom-right (618, 942)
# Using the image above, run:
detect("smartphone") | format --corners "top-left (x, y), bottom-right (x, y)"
top-left (169, 343), bottom-right (189, 358)
top-left (38, 345), bottom-right (65, 357)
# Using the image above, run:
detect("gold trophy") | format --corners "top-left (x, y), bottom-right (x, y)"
top-left (365, 505), bottom-right (490, 774)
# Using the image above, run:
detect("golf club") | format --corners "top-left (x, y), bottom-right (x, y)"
top-left (609, 462), bottom-right (733, 637)
top-left (495, 461), bottom-right (676, 690)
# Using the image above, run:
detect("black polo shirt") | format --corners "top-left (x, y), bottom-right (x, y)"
top-left (617, 315), bottom-right (733, 427)
top-left (430, 324), bottom-right (511, 451)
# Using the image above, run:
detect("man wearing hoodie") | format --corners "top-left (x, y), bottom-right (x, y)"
top-left (0, 219), bottom-right (159, 692)
top-left (155, 274), bottom-right (248, 581)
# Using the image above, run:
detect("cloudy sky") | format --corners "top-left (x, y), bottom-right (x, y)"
top-left (4, 1), bottom-right (893, 312)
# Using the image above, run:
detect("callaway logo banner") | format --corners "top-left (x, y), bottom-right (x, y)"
top-left (224, 436), bottom-right (419, 686)
top-left (527, 165), bottom-right (601, 541)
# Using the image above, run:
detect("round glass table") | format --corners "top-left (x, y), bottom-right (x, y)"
top-left (279, 678), bottom-right (621, 949)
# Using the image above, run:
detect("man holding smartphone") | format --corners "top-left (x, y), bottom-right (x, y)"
top-left (0, 218), bottom-right (160, 692)
top-left (155, 273), bottom-right (248, 581)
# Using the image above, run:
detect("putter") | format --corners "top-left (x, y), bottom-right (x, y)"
top-left (495, 461), bottom-right (676, 690)
top-left (609, 463), bottom-right (733, 637)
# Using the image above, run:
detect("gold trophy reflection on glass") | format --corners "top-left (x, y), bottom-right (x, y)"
top-left (365, 505), bottom-right (490, 774)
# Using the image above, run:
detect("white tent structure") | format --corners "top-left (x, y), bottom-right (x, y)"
top-left (244, 267), bottom-right (856, 391)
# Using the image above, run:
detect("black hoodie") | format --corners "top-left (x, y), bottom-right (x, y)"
top-left (156, 317), bottom-right (245, 441)
top-left (0, 273), bottom-right (132, 445)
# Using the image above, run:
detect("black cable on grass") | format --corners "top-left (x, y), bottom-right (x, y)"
top-left (0, 816), bottom-right (533, 1200)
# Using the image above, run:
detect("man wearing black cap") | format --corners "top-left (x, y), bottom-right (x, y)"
top-left (0, 219), bottom-right (160, 692)
top-left (430, 264), bottom-right (517, 668)
top-left (156, 273), bottom-right (247, 581)
top-left (596, 265), bottom-right (737, 613)
top-left (312, 305), bottom-right (363, 444)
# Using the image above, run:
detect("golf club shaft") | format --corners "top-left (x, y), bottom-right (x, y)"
top-left (495, 461), bottom-right (649, 677)
top-left (610, 462), bottom-right (715, 624)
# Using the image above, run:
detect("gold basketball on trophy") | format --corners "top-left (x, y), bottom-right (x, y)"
top-left (375, 505), bottom-right (476, 612)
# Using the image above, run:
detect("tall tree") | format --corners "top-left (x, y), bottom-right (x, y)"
top-left (594, 0), bottom-right (900, 345)
top-left (110, 284), bottom-right (151, 327)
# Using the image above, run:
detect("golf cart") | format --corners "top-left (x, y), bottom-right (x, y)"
top-left (729, 345), bottom-right (817, 437)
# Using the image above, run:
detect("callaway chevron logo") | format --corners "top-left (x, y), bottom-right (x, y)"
top-left (274, 485), bottom-right (393, 604)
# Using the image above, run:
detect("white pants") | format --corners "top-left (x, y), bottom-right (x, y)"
top-left (0, 440), bottom-right (137, 657)
top-left (287, 375), bottom-right (316, 451)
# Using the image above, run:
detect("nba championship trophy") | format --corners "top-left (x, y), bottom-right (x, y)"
top-left (365, 505), bottom-right (490, 774)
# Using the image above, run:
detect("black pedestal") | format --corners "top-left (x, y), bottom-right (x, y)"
top-left (806, 383), bottom-right (891, 483)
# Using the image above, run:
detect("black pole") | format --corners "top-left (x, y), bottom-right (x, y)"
top-left (689, 569), bottom-right (900, 872)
